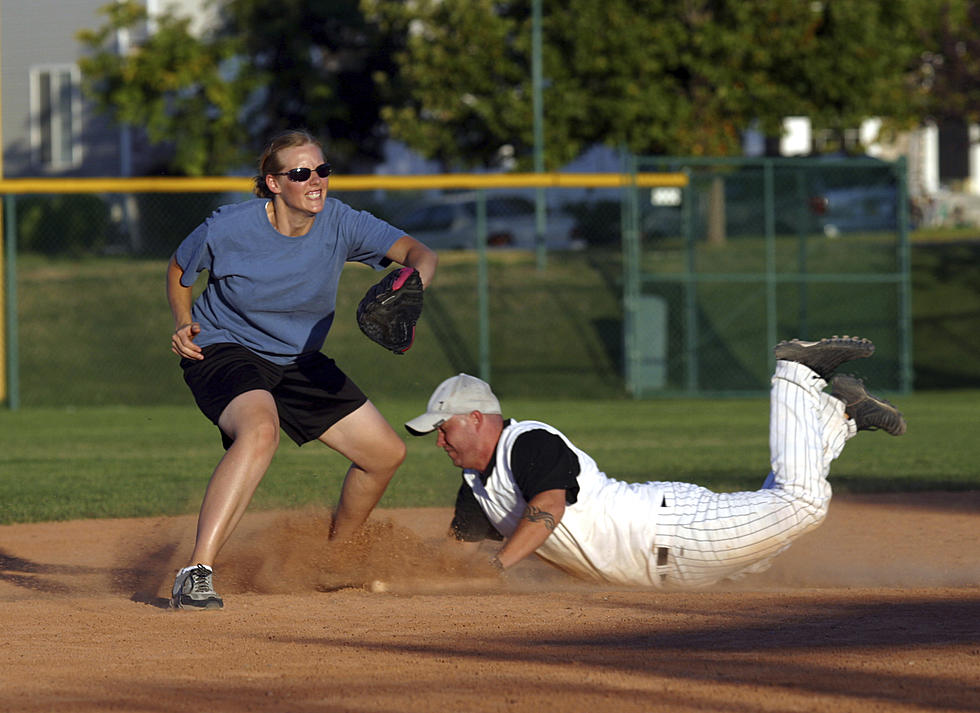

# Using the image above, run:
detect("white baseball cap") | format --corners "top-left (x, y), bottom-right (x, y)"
top-left (405, 373), bottom-right (501, 435)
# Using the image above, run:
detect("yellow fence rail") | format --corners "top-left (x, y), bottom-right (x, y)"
top-left (0, 171), bottom-right (688, 195)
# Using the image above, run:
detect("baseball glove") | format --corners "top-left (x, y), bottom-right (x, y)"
top-left (356, 267), bottom-right (424, 354)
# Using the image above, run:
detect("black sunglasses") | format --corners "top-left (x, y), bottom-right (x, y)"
top-left (271, 162), bottom-right (332, 182)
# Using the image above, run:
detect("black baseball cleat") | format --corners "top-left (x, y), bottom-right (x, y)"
top-left (773, 335), bottom-right (875, 379)
top-left (831, 374), bottom-right (907, 436)
top-left (171, 564), bottom-right (224, 610)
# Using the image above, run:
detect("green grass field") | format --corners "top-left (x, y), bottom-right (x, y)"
top-left (1, 389), bottom-right (977, 525)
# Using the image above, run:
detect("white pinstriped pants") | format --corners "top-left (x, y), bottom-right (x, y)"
top-left (654, 360), bottom-right (856, 588)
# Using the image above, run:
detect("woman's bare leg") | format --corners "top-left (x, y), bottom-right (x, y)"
top-left (318, 400), bottom-right (406, 541)
top-left (188, 389), bottom-right (280, 565)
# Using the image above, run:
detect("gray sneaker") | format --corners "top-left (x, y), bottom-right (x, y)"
top-left (773, 335), bottom-right (875, 378)
top-left (831, 374), bottom-right (907, 436)
top-left (170, 564), bottom-right (224, 610)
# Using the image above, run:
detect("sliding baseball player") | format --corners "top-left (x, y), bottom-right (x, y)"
top-left (405, 336), bottom-right (906, 588)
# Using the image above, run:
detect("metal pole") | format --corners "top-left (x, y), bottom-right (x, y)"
top-left (0, 11), bottom-right (6, 406)
top-left (0, 195), bottom-right (6, 406)
top-left (532, 0), bottom-right (546, 270)
top-left (683, 171), bottom-right (698, 393)
top-left (3, 195), bottom-right (17, 409)
top-left (796, 168), bottom-right (808, 337)
top-left (896, 156), bottom-right (913, 393)
top-left (764, 160), bottom-right (778, 355)
top-left (476, 190), bottom-right (491, 382)
top-left (622, 153), bottom-right (640, 395)
top-left (116, 15), bottom-right (142, 253)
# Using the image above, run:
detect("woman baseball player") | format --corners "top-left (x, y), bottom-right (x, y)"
top-left (405, 336), bottom-right (906, 588)
top-left (167, 129), bottom-right (437, 609)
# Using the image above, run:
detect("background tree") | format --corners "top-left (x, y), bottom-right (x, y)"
top-left (366, 0), bottom-right (934, 169)
top-left (901, 0), bottom-right (980, 188)
top-left (78, 0), bottom-right (405, 175)
top-left (916, 0), bottom-right (980, 122)
top-left (79, 0), bottom-right (974, 175)
top-left (219, 0), bottom-right (406, 170)
top-left (363, 0), bottom-right (529, 170)
top-left (77, 1), bottom-right (251, 175)
top-left (760, 0), bottom-right (930, 151)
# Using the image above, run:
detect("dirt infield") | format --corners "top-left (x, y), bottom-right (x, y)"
top-left (2, 492), bottom-right (978, 713)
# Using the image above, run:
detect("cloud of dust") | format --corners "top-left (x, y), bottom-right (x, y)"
top-left (216, 509), bottom-right (497, 595)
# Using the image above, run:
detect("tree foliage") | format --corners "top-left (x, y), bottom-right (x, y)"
top-left (77, 1), bottom-right (251, 175)
top-left (77, 0), bottom-right (403, 175)
top-left (219, 0), bottom-right (405, 168)
top-left (916, 0), bottom-right (980, 122)
top-left (366, 0), bottom-right (936, 169)
top-left (77, 0), bottom-right (978, 174)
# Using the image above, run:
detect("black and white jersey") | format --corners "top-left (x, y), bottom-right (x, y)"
top-left (451, 419), bottom-right (668, 586)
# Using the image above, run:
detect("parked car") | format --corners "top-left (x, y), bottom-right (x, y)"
top-left (395, 192), bottom-right (580, 250)
top-left (568, 160), bottom-right (901, 244)
top-left (808, 184), bottom-right (899, 237)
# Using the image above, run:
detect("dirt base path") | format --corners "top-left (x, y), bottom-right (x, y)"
top-left (2, 492), bottom-right (978, 712)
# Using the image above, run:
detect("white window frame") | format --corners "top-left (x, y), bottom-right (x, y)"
top-left (29, 63), bottom-right (83, 170)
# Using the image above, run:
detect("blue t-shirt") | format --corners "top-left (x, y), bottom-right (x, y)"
top-left (175, 197), bottom-right (405, 364)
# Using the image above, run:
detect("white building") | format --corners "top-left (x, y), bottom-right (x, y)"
top-left (0, 0), bottom-right (212, 178)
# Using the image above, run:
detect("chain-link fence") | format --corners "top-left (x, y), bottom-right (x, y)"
top-left (622, 156), bottom-right (912, 396)
top-left (0, 177), bottom-right (649, 408)
top-left (1, 164), bottom-right (910, 408)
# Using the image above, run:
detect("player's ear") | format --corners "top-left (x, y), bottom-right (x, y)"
top-left (265, 174), bottom-right (282, 195)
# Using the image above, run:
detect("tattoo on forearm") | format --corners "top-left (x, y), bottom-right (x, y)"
top-left (522, 505), bottom-right (557, 531)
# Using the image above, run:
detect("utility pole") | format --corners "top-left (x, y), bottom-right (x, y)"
top-left (532, 0), bottom-right (546, 270)
top-left (0, 0), bottom-right (7, 406)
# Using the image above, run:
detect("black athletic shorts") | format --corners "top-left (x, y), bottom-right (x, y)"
top-left (181, 343), bottom-right (368, 448)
